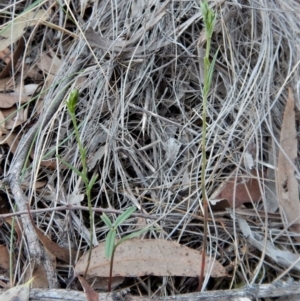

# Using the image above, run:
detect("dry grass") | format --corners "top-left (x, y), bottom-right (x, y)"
top-left (1, 0), bottom-right (300, 297)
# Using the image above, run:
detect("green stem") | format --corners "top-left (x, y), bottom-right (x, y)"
top-left (69, 111), bottom-right (94, 277)
top-left (198, 0), bottom-right (216, 291)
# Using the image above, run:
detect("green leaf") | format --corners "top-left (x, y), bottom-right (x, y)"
top-left (56, 155), bottom-right (86, 179)
top-left (114, 207), bottom-right (136, 227)
top-left (207, 48), bottom-right (219, 88)
top-left (105, 229), bottom-right (116, 259)
top-left (101, 213), bottom-right (113, 228)
top-left (88, 173), bottom-right (98, 190)
top-left (116, 228), bottom-right (153, 246)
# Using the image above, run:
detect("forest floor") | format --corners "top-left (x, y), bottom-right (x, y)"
top-left (1, 0), bottom-right (300, 300)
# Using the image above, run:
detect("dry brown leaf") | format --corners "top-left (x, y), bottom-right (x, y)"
top-left (4, 217), bottom-right (22, 244)
top-left (0, 48), bottom-right (11, 64)
top-left (24, 262), bottom-right (50, 289)
top-left (2, 106), bottom-right (26, 129)
top-left (0, 110), bottom-right (5, 136)
top-left (0, 38), bottom-right (24, 79)
top-left (0, 94), bottom-right (29, 108)
top-left (77, 276), bottom-right (99, 301)
top-left (38, 51), bottom-right (62, 76)
top-left (31, 224), bottom-right (77, 263)
top-left (0, 78), bottom-right (15, 92)
top-left (0, 245), bottom-right (9, 270)
top-left (27, 209), bottom-right (78, 263)
top-left (210, 169), bottom-right (263, 208)
top-left (75, 239), bottom-right (227, 278)
top-left (0, 133), bottom-right (19, 154)
top-left (0, 10), bottom-right (50, 52)
top-left (0, 196), bottom-right (22, 244)
top-left (276, 88), bottom-right (300, 238)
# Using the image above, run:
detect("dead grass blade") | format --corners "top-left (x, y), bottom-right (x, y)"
top-left (77, 276), bottom-right (99, 301)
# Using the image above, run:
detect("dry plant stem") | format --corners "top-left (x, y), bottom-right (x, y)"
top-left (9, 212), bottom-right (15, 287)
top-left (5, 45), bottom-right (88, 288)
top-left (0, 206), bottom-right (159, 220)
top-left (2, 279), bottom-right (300, 301)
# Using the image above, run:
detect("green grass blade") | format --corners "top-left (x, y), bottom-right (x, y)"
top-left (113, 206), bottom-right (136, 227)
top-left (207, 49), bottom-right (219, 88)
top-left (88, 174), bottom-right (98, 190)
top-left (101, 213), bottom-right (113, 228)
top-left (116, 228), bottom-right (153, 246)
top-left (56, 156), bottom-right (86, 179)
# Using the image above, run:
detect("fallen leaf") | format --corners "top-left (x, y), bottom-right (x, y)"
top-left (0, 110), bottom-right (5, 136)
top-left (0, 133), bottom-right (19, 154)
top-left (0, 278), bottom-right (33, 301)
top-left (0, 196), bottom-right (22, 245)
top-left (4, 217), bottom-right (22, 244)
top-left (27, 209), bottom-right (78, 263)
top-left (24, 262), bottom-right (50, 289)
top-left (210, 169), bottom-right (263, 208)
top-left (2, 106), bottom-right (26, 129)
top-left (0, 48), bottom-right (11, 64)
top-left (0, 78), bottom-right (15, 92)
top-left (75, 239), bottom-right (226, 278)
top-left (276, 88), bottom-right (300, 239)
top-left (0, 10), bottom-right (50, 52)
top-left (77, 276), bottom-right (99, 301)
top-left (38, 51), bottom-right (62, 76)
top-left (0, 93), bottom-right (29, 108)
top-left (0, 38), bottom-right (24, 79)
top-left (35, 226), bottom-right (77, 263)
top-left (0, 245), bottom-right (9, 270)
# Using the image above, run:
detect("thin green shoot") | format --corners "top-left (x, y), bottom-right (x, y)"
top-left (66, 89), bottom-right (98, 277)
top-left (198, 0), bottom-right (217, 291)
top-left (101, 207), bottom-right (151, 292)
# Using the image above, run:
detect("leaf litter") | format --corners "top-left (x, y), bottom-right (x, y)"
top-left (75, 239), bottom-right (226, 278)
top-left (276, 88), bottom-right (300, 240)
top-left (0, 278), bottom-right (33, 301)
top-left (1, 0), bottom-right (300, 298)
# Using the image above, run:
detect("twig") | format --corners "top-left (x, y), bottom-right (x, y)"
top-left (1, 280), bottom-right (300, 301)
top-left (0, 205), bottom-right (161, 220)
